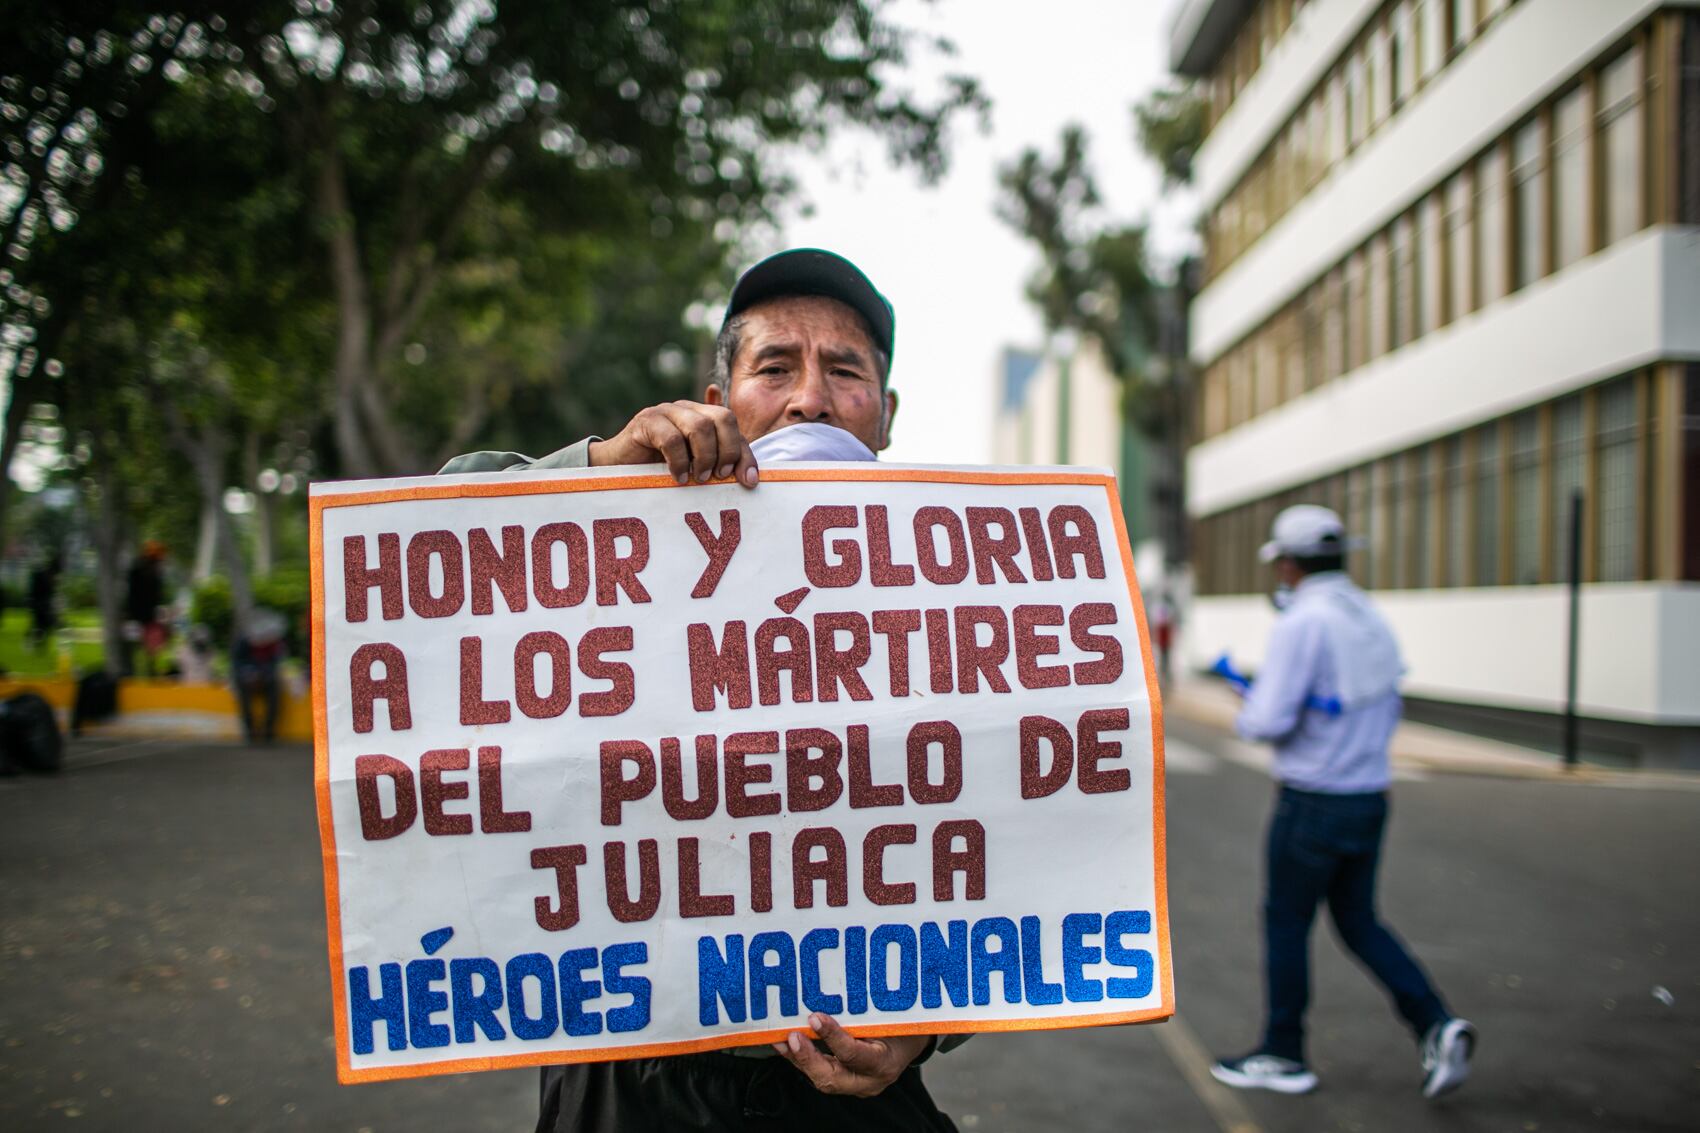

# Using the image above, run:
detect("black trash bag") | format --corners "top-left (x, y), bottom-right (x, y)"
top-left (72, 671), bottom-right (119, 736)
top-left (0, 692), bottom-right (63, 773)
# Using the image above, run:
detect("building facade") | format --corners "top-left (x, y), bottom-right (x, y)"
top-left (991, 340), bottom-right (1168, 580)
top-left (1171, 0), bottom-right (1700, 765)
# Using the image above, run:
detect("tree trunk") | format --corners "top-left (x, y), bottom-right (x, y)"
top-left (244, 431), bottom-right (274, 578)
top-left (162, 404), bottom-right (254, 641)
top-left (315, 150), bottom-right (431, 477)
top-left (194, 446), bottom-right (254, 641)
top-left (193, 499), bottom-right (219, 582)
top-left (0, 368), bottom-right (46, 558)
top-left (89, 462), bottom-right (128, 679)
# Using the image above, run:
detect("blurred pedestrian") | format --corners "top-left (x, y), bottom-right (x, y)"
top-left (27, 552), bottom-right (62, 653)
top-left (177, 624), bottom-right (216, 684)
top-left (232, 609), bottom-right (286, 744)
top-left (1149, 591), bottom-right (1176, 684)
top-left (1210, 505), bottom-right (1475, 1099)
top-left (124, 541), bottom-right (169, 677)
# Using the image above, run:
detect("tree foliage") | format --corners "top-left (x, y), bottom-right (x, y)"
top-left (1, 0), bottom-right (984, 651)
top-left (997, 82), bottom-right (1205, 568)
top-left (1133, 80), bottom-right (1206, 190)
top-left (995, 124), bottom-right (1161, 427)
top-left (3, 1), bottom-right (985, 472)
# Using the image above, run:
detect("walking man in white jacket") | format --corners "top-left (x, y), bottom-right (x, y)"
top-left (1210, 505), bottom-right (1476, 1099)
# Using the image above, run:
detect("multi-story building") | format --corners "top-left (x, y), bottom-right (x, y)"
top-left (1170, 0), bottom-right (1700, 766)
top-left (992, 340), bottom-right (1168, 586)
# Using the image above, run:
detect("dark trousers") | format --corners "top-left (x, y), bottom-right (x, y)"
top-left (234, 667), bottom-right (280, 743)
top-left (537, 1053), bottom-right (957, 1133)
top-left (1261, 786), bottom-right (1449, 1062)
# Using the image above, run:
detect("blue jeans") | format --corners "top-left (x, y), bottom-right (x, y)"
top-left (1261, 786), bottom-right (1449, 1062)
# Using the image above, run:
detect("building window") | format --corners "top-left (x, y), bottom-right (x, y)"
top-left (1683, 366), bottom-right (1700, 582)
top-left (1444, 435), bottom-right (1469, 586)
top-left (1302, 287), bottom-right (1325, 391)
top-left (1548, 395), bottom-right (1586, 582)
top-left (1369, 26), bottom-right (1391, 129)
top-left (1419, 0), bottom-right (1445, 80)
top-left (1411, 446), bottom-right (1434, 588)
top-left (1415, 195), bottom-right (1440, 336)
top-left (1392, 2), bottom-right (1416, 109)
top-left (1444, 172), bottom-right (1474, 323)
top-left (1322, 269), bottom-right (1345, 381)
top-left (1474, 423), bottom-right (1501, 585)
top-left (1510, 410), bottom-right (1542, 584)
top-left (1450, 0), bottom-right (1474, 52)
top-left (1552, 88), bottom-right (1590, 270)
top-left (1347, 51), bottom-right (1368, 150)
top-left (1255, 336), bottom-right (1280, 415)
top-left (1600, 48), bottom-right (1644, 246)
top-left (1387, 456), bottom-right (1408, 588)
top-left (1390, 215), bottom-right (1414, 350)
top-left (1327, 73), bottom-right (1347, 167)
top-left (1476, 145), bottom-right (1509, 306)
top-left (1595, 378), bottom-right (1639, 581)
top-left (1344, 251), bottom-right (1367, 372)
top-left (1347, 464), bottom-right (1374, 583)
top-left (1368, 234), bottom-right (1391, 360)
top-left (1369, 459), bottom-right (1391, 588)
top-left (1512, 117), bottom-right (1547, 290)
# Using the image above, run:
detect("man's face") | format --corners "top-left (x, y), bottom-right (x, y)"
top-left (705, 294), bottom-right (897, 453)
top-left (1272, 557), bottom-right (1304, 588)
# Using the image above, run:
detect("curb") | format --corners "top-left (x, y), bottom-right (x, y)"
top-left (1162, 681), bottom-right (1700, 791)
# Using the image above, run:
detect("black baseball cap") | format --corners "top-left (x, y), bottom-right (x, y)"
top-left (724, 248), bottom-right (896, 365)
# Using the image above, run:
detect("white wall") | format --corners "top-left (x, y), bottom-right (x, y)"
top-left (1191, 0), bottom-right (1666, 364)
top-left (1188, 226), bottom-right (1700, 516)
top-left (1187, 583), bottom-right (1700, 724)
top-left (1066, 342), bottom-right (1124, 472)
top-left (1026, 357), bottom-right (1061, 465)
top-left (1000, 343), bottom-right (1124, 469)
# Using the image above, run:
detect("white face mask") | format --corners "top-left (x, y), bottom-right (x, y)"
top-left (1270, 584), bottom-right (1295, 611)
top-left (747, 422), bottom-right (877, 464)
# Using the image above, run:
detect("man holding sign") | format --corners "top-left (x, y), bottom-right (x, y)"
top-left (313, 249), bottom-right (1170, 1130)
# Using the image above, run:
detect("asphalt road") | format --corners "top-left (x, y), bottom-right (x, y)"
top-left (2, 723), bottom-right (1696, 1132)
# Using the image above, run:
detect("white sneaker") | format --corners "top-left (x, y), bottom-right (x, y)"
top-left (1210, 1052), bottom-right (1319, 1094)
top-left (1421, 1018), bottom-right (1476, 1098)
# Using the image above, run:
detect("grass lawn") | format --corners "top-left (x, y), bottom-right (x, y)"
top-left (0, 607), bottom-right (107, 676)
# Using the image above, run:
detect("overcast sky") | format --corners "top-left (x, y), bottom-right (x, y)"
top-left (774, 0), bottom-right (1196, 464)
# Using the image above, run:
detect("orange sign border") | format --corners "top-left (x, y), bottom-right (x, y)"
top-left (309, 466), bottom-right (1172, 1084)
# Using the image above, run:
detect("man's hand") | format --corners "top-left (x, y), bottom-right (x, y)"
top-left (771, 1013), bottom-right (932, 1097)
top-left (588, 401), bottom-right (759, 488)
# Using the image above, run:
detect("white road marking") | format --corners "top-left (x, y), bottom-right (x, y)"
top-left (1152, 1015), bottom-right (1265, 1133)
top-left (1164, 739), bottom-right (1220, 775)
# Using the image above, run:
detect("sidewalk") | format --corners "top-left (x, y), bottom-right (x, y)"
top-left (1163, 678), bottom-right (1700, 791)
top-left (0, 675), bottom-right (314, 743)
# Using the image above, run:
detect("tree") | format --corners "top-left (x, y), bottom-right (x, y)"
top-left (1134, 80), bottom-right (1207, 190)
top-left (30, 58), bottom-right (323, 641)
top-left (0, 8), bottom-right (197, 540)
top-left (209, 0), bottom-right (984, 476)
top-left (996, 81), bottom-right (1206, 569)
top-left (5, 1), bottom-right (986, 499)
top-left (995, 125), bottom-right (1161, 422)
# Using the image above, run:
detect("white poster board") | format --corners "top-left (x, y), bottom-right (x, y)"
top-left (310, 463), bottom-right (1171, 1083)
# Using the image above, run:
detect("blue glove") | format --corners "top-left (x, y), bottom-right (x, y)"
top-left (1212, 653), bottom-right (1343, 717)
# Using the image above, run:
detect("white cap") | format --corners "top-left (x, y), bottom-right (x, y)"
top-left (1259, 505), bottom-right (1347, 563)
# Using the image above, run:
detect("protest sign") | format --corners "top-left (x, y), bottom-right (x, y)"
top-left (310, 462), bottom-right (1171, 1083)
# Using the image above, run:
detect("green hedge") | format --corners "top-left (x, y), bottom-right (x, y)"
top-left (190, 569), bottom-right (310, 652)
